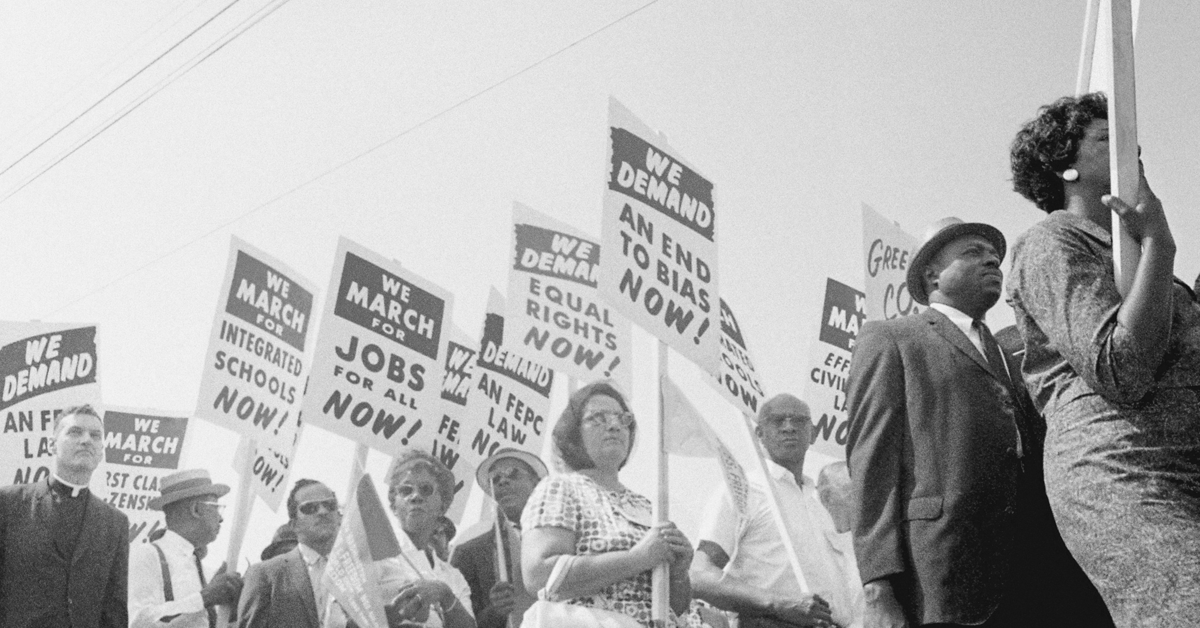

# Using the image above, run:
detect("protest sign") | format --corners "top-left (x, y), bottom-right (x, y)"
top-left (600, 98), bottom-right (720, 377)
top-left (862, 204), bottom-right (923, 321)
top-left (234, 427), bottom-right (301, 512)
top-left (460, 289), bottom-right (553, 473)
top-left (710, 299), bottom-right (767, 416)
top-left (805, 279), bottom-right (865, 459)
top-left (304, 238), bottom-right (452, 458)
top-left (101, 408), bottom-right (189, 543)
top-left (506, 202), bottom-right (632, 394)
top-left (0, 322), bottom-right (100, 486)
top-left (325, 474), bottom-right (402, 628)
top-left (195, 238), bottom-right (315, 453)
top-left (433, 324), bottom-right (479, 524)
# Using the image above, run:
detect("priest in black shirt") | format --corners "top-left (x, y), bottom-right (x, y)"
top-left (0, 404), bottom-right (130, 628)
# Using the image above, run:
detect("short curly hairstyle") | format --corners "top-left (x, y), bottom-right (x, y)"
top-left (1010, 92), bottom-right (1107, 213)
top-left (552, 381), bottom-right (637, 471)
top-left (386, 449), bottom-right (456, 517)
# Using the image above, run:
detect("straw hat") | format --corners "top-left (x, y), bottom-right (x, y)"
top-left (147, 469), bottom-right (230, 510)
top-left (474, 448), bottom-right (549, 497)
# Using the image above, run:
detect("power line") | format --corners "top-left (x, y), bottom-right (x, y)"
top-left (44, 0), bottom-right (665, 317)
top-left (0, 0), bottom-right (246, 181)
top-left (0, 0), bottom-right (292, 206)
top-left (0, 0), bottom-right (203, 157)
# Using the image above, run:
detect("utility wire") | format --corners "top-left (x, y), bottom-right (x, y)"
top-left (0, 0), bottom-right (245, 181)
top-left (1, 0), bottom-right (292, 207)
top-left (0, 0), bottom-right (202, 157)
top-left (44, 0), bottom-right (664, 317)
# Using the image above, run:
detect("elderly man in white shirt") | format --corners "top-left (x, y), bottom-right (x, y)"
top-left (691, 394), bottom-right (862, 628)
top-left (129, 469), bottom-right (244, 628)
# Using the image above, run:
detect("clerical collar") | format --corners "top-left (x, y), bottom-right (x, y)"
top-left (51, 474), bottom-right (88, 498)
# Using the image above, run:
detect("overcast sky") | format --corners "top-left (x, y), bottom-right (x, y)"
top-left (3, 0), bottom-right (1197, 562)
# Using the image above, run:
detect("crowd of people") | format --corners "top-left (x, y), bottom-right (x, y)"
top-left (1, 91), bottom-right (1198, 627)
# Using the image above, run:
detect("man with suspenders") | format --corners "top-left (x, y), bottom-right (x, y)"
top-left (129, 469), bottom-right (245, 628)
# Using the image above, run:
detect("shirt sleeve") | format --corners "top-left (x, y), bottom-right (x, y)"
top-left (1011, 221), bottom-right (1161, 402)
top-left (520, 475), bottom-right (580, 534)
top-left (128, 543), bottom-right (207, 628)
top-left (696, 484), bottom-right (739, 559)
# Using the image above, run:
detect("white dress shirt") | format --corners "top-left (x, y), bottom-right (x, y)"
top-left (698, 460), bottom-right (863, 628)
top-left (128, 530), bottom-right (210, 628)
top-left (928, 302), bottom-right (985, 356)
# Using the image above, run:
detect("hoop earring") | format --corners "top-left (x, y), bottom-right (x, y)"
top-left (1062, 168), bottom-right (1079, 182)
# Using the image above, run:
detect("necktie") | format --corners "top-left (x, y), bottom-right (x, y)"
top-left (974, 320), bottom-right (1024, 458)
top-left (194, 549), bottom-right (218, 628)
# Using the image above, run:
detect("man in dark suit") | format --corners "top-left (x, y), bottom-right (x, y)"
top-left (845, 218), bottom-right (1112, 627)
top-left (0, 404), bottom-right (129, 628)
top-left (238, 479), bottom-right (343, 628)
top-left (450, 448), bottom-right (547, 628)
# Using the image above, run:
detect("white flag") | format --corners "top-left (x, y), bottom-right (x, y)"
top-left (661, 375), bottom-right (749, 514)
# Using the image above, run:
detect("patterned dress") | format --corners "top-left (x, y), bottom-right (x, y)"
top-left (1007, 211), bottom-right (1200, 626)
top-left (521, 473), bottom-right (705, 628)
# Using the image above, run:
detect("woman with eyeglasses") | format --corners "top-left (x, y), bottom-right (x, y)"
top-left (520, 381), bottom-right (708, 628)
top-left (379, 450), bottom-right (476, 628)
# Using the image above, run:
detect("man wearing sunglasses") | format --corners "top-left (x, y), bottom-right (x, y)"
top-left (130, 468), bottom-right (244, 628)
top-left (239, 479), bottom-right (344, 628)
top-left (451, 448), bottom-right (548, 628)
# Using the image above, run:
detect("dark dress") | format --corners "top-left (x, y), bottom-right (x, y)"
top-left (1007, 211), bottom-right (1200, 626)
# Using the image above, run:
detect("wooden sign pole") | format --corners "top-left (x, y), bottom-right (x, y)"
top-left (651, 341), bottom-right (670, 626)
top-left (1107, 0), bottom-right (1140, 296)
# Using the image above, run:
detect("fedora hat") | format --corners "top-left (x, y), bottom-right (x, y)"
top-left (147, 469), bottom-right (230, 510)
top-left (260, 522), bottom-right (299, 561)
top-left (906, 217), bottom-right (1006, 306)
top-left (475, 448), bottom-right (549, 497)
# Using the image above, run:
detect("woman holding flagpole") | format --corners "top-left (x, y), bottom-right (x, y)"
top-left (1008, 92), bottom-right (1200, 624)
top-left (380, 450), bottom-right (477, 628)
top-left (520, 381), bottom-right (707, 628)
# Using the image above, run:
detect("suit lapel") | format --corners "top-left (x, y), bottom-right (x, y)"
top-left (34, 481), bottom-right (68, 565)
top-left (923, 308), bottom-right (995, 377)
top-left (289, 549), bottom-right (321, 627)
top-left (71, 492), bottom-right (104, 565)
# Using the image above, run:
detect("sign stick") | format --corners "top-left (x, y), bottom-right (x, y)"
top-left (492, 477), bottom-right (510, 584)
top-left (651, 341), bottom-right (670, 626)
top-left (1107, 0), bottom-right (1140, 296)
top-left (218, 436), bottom-right (257, 628)
top-left (738, 413), bottom-right (811, 594)
top-left (1075, 0), bottom-right (1101, 96)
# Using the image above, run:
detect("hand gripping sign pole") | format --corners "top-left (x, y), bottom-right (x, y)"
top-left (652, 342), bottom-right (670, 627)
top-left (1076, 0), bottom-right (1141, 296)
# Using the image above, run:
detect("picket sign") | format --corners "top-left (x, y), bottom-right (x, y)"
top-left (1076, 0), bottom-right (1141, 296)
top-left (651, 342), bottom-right (669, 626)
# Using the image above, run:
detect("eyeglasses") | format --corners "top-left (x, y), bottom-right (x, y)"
top-left (582, 411), bottom-right (635, 429)
top-left (395, 482), bottom-right (437, 499)
top-left (297, 498), bottom-right (339, 515)
top-left (489, 467), bottom-right (531, 485)
top-left (196, 501), bottom-right (226, 512)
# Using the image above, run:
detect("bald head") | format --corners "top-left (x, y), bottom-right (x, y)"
top-left (756, 393), bottom-right (810, 424)
top-left (817, 461), bottom-right (852, 533)
top-left (754, 393), bottom-right (812, 471)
